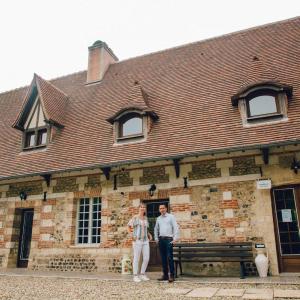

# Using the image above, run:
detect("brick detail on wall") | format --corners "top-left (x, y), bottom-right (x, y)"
top-left (139, 166), bottom-right (169, 185)
top-left (229, 157), bottom-right (260, 176)
top-left (117, 171), bottom-right (133, 187)
top-left (219, 200), bottom-right (239, 209)
top-left (53, 177), bottom-right (79, 193)
top-left (73, 188), bottom-right (102, 198)
top-left (85, 174), bottom-right (101, 189)
top-left (6, 181), bottom-right (43, 197)
top-left (220, 218), bottom-right (240, 228)
top-left (188, 160), bottom-right (221, 180)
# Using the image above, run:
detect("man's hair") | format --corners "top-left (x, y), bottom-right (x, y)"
top-left (159, 203), bottom-right (168, 208)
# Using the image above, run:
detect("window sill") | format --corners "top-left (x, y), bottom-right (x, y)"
top-left (70, 244), bottom-right (100, 249)
top-left (247, 113), bottom-right (283, 122)
top-left (23, 144), bottom-right (47, 151)
top-left (117, 134), bottom-right (144, 141)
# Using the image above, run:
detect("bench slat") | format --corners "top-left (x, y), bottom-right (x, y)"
top-left (174, 258), bottom-right (252, 262)
top-left (174, 243), bottom-right (252, 247)
top-left (174, 253), bottom-right (253, 258)
top-left (173, 247), bottom-right (252, 252)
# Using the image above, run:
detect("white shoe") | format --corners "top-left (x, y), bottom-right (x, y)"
top-left (133, 275), bottom-right (142, 282)
top-left (139, 274), bottom-right (150, 281)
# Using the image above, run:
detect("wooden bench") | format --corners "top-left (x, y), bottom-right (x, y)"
top-left (173, 242), bottom-right (253, 279)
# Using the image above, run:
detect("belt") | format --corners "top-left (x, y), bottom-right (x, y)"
top-left (159, 236), bottom-right (173, 240)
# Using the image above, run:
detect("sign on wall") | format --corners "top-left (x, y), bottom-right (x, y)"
top-left (256, 179), bottom-right (272, 190)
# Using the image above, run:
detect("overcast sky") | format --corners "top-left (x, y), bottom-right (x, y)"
top-left (0, 0), bottom-right (299, 93)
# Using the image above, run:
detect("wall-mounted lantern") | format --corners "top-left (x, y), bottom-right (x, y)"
top-left (148, 184), bottom-right (156, 197)
top-left (19, 191), bottom-right (27, 201)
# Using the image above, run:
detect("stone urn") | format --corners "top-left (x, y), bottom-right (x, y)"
top-left (255, 249), bottom-right (269, 277)
top-left (121, 254), bottom-right (132, 275)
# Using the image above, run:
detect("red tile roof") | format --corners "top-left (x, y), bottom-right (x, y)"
top-left (0, 17), bottom-right (300, 179)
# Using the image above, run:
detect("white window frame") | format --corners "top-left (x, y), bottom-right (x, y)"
top-left (76, 197), bottom-right (101, 245)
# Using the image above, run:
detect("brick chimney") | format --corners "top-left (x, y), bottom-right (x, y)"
top-left (87, 40), bottom-right (118, 83)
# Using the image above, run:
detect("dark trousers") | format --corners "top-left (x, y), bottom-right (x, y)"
top-left (158, 239), bottom-right (174, 277)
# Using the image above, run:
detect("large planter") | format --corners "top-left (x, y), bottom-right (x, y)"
top-left (255, 250), bottom-right (269, 277)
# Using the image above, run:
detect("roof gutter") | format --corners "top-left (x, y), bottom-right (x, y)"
top-left (1, 139), bottom-right (300, 182)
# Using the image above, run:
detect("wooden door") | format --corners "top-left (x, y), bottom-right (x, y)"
top-left (17, 209), bottom-right (34, 268)
top-left (145, 200), bottom-right (169, 268)
top-left (272, 187), bottom-right (300, 272)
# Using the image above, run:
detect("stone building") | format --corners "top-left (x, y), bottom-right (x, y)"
top-left (0, 17), bottom-right (300, 276)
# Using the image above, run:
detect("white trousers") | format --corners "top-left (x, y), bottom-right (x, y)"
top-left (132, 240), bottom-right (150, 275)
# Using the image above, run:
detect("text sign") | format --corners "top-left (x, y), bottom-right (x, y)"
top-left (281, 209), bottom-right (293, 222)
top-left (256, 179), bottom-right (272, 189)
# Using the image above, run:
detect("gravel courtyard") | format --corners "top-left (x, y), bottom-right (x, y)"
top-left (0, 272), bottom-right (300, 300)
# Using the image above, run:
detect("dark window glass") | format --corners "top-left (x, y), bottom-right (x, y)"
top-left (273, 188), bottom-right (300, 255)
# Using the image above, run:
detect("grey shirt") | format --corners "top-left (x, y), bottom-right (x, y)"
top-left (154, 213), bottom-right (179, 241)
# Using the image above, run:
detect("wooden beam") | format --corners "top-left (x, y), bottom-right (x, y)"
top-left (261, 148), bottom-right (269, 165)
top-left (101, 167), bottom-right (111, 180)
top-left (173, 158), bottom-right (181, 178)
top-left (41, 174), bottom-right (52, 187)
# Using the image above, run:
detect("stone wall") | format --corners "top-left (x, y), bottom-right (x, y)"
top-left (1, 150), bottom-right (300, 275)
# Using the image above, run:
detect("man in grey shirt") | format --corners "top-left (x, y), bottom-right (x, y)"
top-left (154, 203), bottom-right (179, 282)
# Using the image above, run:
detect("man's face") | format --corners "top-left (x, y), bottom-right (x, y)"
top-left (159, 205), bottom-right (167, 215)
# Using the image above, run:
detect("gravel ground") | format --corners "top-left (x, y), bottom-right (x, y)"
top-left (0, 275), bottom-right (300, 300)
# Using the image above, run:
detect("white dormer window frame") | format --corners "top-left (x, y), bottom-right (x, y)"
top-left (23, 97), bottom-right (49, 150)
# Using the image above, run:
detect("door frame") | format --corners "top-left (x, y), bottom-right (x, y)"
top-left (17, 208), bottom-right (34, 268)
top-left (271, 184), bottom-right (300, 272)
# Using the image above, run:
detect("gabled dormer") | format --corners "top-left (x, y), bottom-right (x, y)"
top-left (107, 82), bottom-right (158, 144)
top-left (12, 74), bottom-right (69, 150)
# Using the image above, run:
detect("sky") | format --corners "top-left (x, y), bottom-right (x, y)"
top-left (0, 0), bottom-right (299, 93)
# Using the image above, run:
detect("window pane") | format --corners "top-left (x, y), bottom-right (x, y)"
top-left (37, 129), bottom-right (47, 145)
top-left (249, 95), bottom-right (277, 116)
top-left (77, 198), bottom-right (90, 244)
top-left (122, 117), bottom-right (143, 136)
top-left (25, 132), bottom-right (35, 148)
top-left (77, 198), bottom-right (101, 244)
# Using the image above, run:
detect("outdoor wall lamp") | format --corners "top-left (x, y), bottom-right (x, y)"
top-left (19, 191), bottom-right (27, 201)
top-left (291, 158), bottom-right (300, 174)
top-left (148, 184), bottom-right (156, 196)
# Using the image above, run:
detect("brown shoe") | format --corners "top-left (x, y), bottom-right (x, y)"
top-left (168, 276), bottom-right (175, 283)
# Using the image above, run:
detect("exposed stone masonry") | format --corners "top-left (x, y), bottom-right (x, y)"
top-left (53, 177), bottom-right (79, 193)
top-left (32, 254), bottom-right (97, 272)
top-left (85, 174), bottom-right (101, 189)
top-left (140, 166), bottom-right (169, 185)
top-left (278, 154), bottom-right (294, 168)
top-left (6, 181), bottom-right (43, 197)
top-left (117, 171), bottom-right (133, 187)
top-left (189, 161), bottom-right (221, 180)
top-left (229, 157), bottom-right (260, 176)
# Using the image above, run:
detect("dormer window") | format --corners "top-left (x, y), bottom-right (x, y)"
top-left (24, 99), bottom-right (48, 149)
top-left (12, 74), bottom-right (68, 151)
top-left (119, 113), bottom-right (143, 138)
top-left (231, 82), bottom-right (293, 126)
top-left (106, 83), bottom-right (159, 145)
